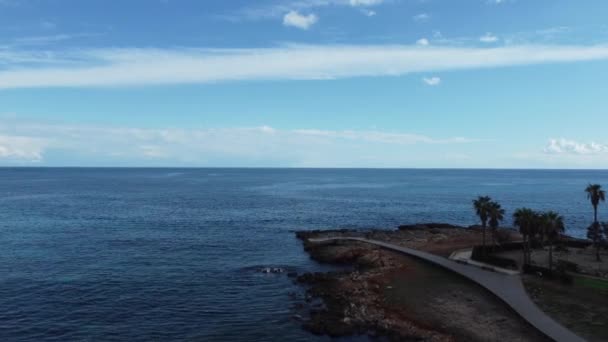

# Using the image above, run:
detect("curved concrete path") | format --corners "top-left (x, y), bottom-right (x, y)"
top-left (309, 237), bottom-right (584, 342)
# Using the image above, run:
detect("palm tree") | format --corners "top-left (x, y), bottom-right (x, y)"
top-left (513, 208), bottom-right (537, 265)
top-left (585, 184), bottom-right (605, 261)
top-left (488, 201), bottom-right (505, 245)
top-left (540, 211), bottom-right (565, 271)
top-left (473, 196), bottom-right (492, 252)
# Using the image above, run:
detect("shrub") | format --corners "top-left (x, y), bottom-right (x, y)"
top-left (471, 246), bottom-right (518, 269)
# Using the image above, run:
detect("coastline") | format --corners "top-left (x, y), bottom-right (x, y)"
top-left (294, 224), bottom-right (550, 341)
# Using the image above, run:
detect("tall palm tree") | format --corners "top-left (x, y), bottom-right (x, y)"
top-left (585, 184), bottom-right (605, 261)
top-left (513, 208), bottom-right (537, 265)
top-left (473, 196), bottom-right (492, 251)
top-left (540, 211), bottom-right (565, 271)
top-left (488, 201), bottom-right (505, 245)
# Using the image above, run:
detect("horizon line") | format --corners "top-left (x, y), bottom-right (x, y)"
top-left (2, 166), bottom-right (608, 171)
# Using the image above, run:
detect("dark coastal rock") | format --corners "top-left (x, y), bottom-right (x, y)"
top-left (297, 272), bottom-right (322, 284)
top-left (398, 223), bottom-right (464, 231)
top-left (293, 243), bottom-right (422, 340)
top-left (295, 229), bottom-right (360, 241)
top-left (302, 242), bottom-right (369, 265)
top-left (304, 310), bottom-right (357, 337)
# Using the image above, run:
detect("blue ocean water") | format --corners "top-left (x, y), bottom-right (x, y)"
top-left (1, 168), bottom-right (607, 341)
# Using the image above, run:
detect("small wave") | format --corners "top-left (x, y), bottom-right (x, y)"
top-left (480, 182), bottom-right (514, 187)
top-left (240, 265), bottom-right (297, 275)
top-left (166, 172), bottom-right (184, 177)
top-left (261, 267), bottom-right (285, 274)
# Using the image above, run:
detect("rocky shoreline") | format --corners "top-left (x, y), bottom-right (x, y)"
top-left (294, 224), bottom-right (547, 341)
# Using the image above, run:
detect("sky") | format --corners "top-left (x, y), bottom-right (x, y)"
top-left (1, 0), bottom-right (608, 168)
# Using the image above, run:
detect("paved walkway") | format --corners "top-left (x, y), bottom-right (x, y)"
top-left (449, 248), bottom-right (520, 275)
top-left (309, 237), bottom-right (585, 342)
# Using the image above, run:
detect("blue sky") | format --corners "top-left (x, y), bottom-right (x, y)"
top-left (1, 0), bottom-right (608, 167)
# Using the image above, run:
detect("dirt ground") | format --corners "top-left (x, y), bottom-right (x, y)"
top-left (497, 246), bottom-right (608, 277)
top-left (383, 253), bottom-right (548, 342)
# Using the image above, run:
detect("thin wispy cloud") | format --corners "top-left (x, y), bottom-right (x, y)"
top-left (413, 13), bottom-right (430, 22)
top-left (536, 26), bottom-right (571, 36)
top-left (229, 0), bottom-right (385, 21)
top-left (11, 33), bottom-right (99, 46)
top-left (40, 21), bottom-right (56, 30)
top-left (503, 26), bottom-right (574, 45)
top-left (293, 128), bottom-right (470, 144)
top-left (2, 44), bottom-right (608, 89)
top-left (360, 8), bottom-right (376, 16)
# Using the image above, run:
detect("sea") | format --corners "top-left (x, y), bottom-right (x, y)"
top-left (1, 168), bottom-right (607, 341)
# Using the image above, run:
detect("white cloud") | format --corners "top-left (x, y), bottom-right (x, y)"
top-left (480, 32), bottom-right (499, 43)
top-left (413, 13), bottom-right (430, 22)
top-left (422, 76), bottom-right (441, 86)
top-left (349, 0), bottom-right (383, 6)
top-left (2, 44), bottom-right (608, 89)
top-left (283, 11), bottom-right (318, 29)
top-left (416, 38), bottom-right (429, 46)
top-left (0, 135), bottom-right (46, 162)
top-left (544, 138), bottom-right (608, 155)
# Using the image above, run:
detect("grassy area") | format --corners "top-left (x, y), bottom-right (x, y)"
top-left (524, 275), bottom-right (608, 342)
top-left (574, 275), bottom-right (608, 292)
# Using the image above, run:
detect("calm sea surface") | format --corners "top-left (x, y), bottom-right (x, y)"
top-left (1, 168), bottom-right (608, 341)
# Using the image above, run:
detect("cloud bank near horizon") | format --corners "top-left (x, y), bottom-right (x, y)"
top-left (1, 44), bottom-right (608, 89)
top-left (2, 118), bottom-right (608, 168)
top-left (0, 119), bottom-right (479, 166)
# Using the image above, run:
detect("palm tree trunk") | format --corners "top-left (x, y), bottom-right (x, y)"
top-left (527, 235), bottom-right (532, 265)
top-left (594, 206), bottom-right (601, 262)
top-left (594, 205), bottom-right (598, 224)
top-left (549, 243), bottom-right (553, 271)
top-left (526, 235), bottom-right (532, 264)
top-left (482, 223), bottom-right (486, 252)
top-left (522, 234), bottom-right (528, 267)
